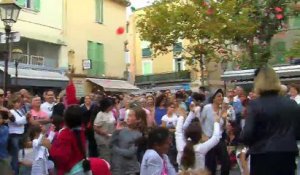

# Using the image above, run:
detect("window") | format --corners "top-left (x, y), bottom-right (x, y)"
top-left (87, 41), bottom-right (105, 76)
top-left (173, 42), bottom-right (183, 56)
top-left (142, 60), bottom-right (153, 75)
top-left (30, 55), bottom-right (44, 66)
top-left (17, 0), bottom-right (40, 11)
top-left (174, 58), bottom-right (185, 72)
top-left (141, 41), bottom-right (151, 58)
top-left (294, 16), bottom-right (300, 28)
top-left (95, 0), bottom-right (104, 23)
top-left (273, 41), bottom-right (286, 63)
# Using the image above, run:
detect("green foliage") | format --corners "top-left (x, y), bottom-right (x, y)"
top-left (136, 0), bottom-right (300, 70)
top-left (137, 0), bottom-right (256, 63)
top-left (285, 40), bottom-right (300, 58)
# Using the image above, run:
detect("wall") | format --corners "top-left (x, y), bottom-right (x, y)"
top-left (65, 0), bottom-right (127, 78)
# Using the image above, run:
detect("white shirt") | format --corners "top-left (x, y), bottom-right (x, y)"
top-left (41, 102), bottom-right (55, 118)
top-left (291, 95), bottom-right (300, 105)
top-left (32, 132), bottom-right (55, 161)
top-left (175, 116), bottom-right (221, 169)
top-left (161, 114), bottom-right (178, 128)
top-left (8, 109), bottom-right (27, 134)
top-left (140, 149), bottom-right (176, 175)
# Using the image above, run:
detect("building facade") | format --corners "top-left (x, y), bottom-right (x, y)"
top-left (63, 0), bottom-right (135, 96)
top-left (128, 10), bottom-right (224, 92)
top-left (0, 0), bottom-right (68, 94)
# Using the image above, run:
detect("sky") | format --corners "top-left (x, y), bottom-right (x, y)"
top-left (127, 0), bottom-right (154, 16)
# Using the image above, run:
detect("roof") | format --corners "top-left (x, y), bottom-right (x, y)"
top-left (86, 78), bottom-right (139, 92)
top-left (222, 65), bottom-right (300, 81)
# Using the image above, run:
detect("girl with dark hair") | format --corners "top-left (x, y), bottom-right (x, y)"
top-left (175, 112), bottom-right (221, 171)
top-left (50, 105), bottom-right (111, 175)
top-left (110, 107), bottom-right (147, 175)
top-left (140, 127), bottom-right (176, 175)
top-left (50, 105), bottom-right (87, 175)
top-left (93, 98), bottom-right (116, 162)
top-left (154, 94), bottom-right (167, 126)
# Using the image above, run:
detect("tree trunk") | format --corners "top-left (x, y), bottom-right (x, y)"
top-left (199, 54), bottom-right (205, 86)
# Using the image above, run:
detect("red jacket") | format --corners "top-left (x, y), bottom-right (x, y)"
top-left (50, 128), bottom-right (85, 175)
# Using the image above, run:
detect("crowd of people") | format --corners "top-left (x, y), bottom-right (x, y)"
top-left (0, 66), bottom-right (299, 175)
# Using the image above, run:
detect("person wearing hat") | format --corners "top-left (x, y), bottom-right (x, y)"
top-left (200, 89), bottom-right (230, 175)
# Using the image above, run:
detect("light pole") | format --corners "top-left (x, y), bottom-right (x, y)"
top-left (0, 0), bottom-right (21, 96)
top-left (12, 48), bottom-right (22, 86)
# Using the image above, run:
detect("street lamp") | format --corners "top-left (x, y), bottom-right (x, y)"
top-left (0, 0), bottom-right (21, 96)
top-left (12, 48), bottom-right (22, 86)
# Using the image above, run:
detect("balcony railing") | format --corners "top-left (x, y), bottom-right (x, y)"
top-left (10, 54), bottom-right (44, 66)
top-left (135, 70), bottom-right (191, 84)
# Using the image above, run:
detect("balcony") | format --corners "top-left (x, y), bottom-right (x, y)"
top-left (135, 70), bottom-right (191, 85)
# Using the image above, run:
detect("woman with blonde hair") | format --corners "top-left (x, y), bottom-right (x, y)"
top-left (241, 65), bottom-right (300, 175)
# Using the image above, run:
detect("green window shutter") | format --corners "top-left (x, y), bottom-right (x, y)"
top-left (143, 62), bottom-right (152, 75)
top-left (173, 42), bottom-right (182, 53)
top-left (34, 0), bottom-right (40, 12)
top-left (96, 43), bottom-right (105, 75)
top-left (142, 48), bottom-right (151, 58)
top-left (16, 0), bottom-right (26, 7)
top-left (88, 41), bottom-right (97, 76)
top-left (95, 0), bottom-right (103, 23)
top-left (294, 16), bottom-right (300, 28)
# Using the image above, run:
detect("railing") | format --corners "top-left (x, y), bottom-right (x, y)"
top-left (30, 55), bottom-right (44, 66)
top-left (135, 70), bottom-right (191, 84)
top-left (10, 54), bottom-right (44, 66)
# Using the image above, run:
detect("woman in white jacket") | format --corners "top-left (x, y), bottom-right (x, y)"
top-left (175, 110), bottom-right (221, 171)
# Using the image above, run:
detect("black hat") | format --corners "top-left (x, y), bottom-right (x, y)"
top-left (208, 89), bottom-right (224, 104)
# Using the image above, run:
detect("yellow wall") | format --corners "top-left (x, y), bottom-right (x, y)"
top-left (64, 0), bottom-right (127, 78)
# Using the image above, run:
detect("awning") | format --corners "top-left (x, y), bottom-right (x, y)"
top-left (86, 78), bottom-right (139, 92)
top-left (222, 65), bottom-right (300, 81)
top-left (0, 66), bottom-right (68, 88)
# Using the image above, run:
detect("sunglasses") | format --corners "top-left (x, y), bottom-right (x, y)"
top-left (0, 94), bottom-right (4, 97)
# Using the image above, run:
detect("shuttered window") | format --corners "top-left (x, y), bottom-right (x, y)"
top-left (88, 41), bottom-right (105, 76)
top-left (95, 0), bottom-right (103, 23)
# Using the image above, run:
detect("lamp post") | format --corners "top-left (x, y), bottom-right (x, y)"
top-left (12, 48), bottom-right (22, 86)
top-left (0, 0), bottom-right (21, 96)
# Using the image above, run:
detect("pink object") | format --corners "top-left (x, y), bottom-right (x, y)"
top-left (116, 27), bottom-right (125, 35)
top-left (276, 14), bottom-right (284, 20)
top-left (89, 158), bottom-right (111, 175)
top-left (275, 7), bottom-right (283, 13)
top-left (31, 109), bottom-right (48, 120)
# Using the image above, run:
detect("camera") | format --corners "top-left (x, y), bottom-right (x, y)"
top-left (0, 110), bottom-right (9, 120)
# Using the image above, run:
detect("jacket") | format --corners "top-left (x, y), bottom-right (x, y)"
top-left (50, 127), bottom-right (85, 175)
top-left (140, 149), bottom-right (176, 175)
top-left (240, 93), bottom-right (300, 154)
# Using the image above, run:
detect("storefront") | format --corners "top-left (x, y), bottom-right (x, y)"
top-left (221, 65), bottom-right (300, 90)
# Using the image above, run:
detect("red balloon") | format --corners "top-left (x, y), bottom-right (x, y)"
top-left (116, 27), bottom-right (125, 35)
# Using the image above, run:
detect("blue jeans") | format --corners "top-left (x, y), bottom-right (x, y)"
top-left (8, 134), bottom-right (23, 174)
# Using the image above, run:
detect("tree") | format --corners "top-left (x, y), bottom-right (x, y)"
top-left (235, 0), bottom-right (300, 69)
top-left (136, 0), bottom-right (257, 85)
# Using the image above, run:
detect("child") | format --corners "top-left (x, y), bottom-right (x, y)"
top-left (176, 112), bottom-right (221, 171)
top-left (111, 107), bottom-right (147, 175)
top-left (0, 110), bottom-right (12, 175)
top-left (140, 127), bottom-right (176, 175)
top-left (29, 125), bottom-right (55, 175)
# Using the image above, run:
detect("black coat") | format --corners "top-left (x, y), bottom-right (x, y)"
top-left (240, 92), bottom-right (300, 155)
